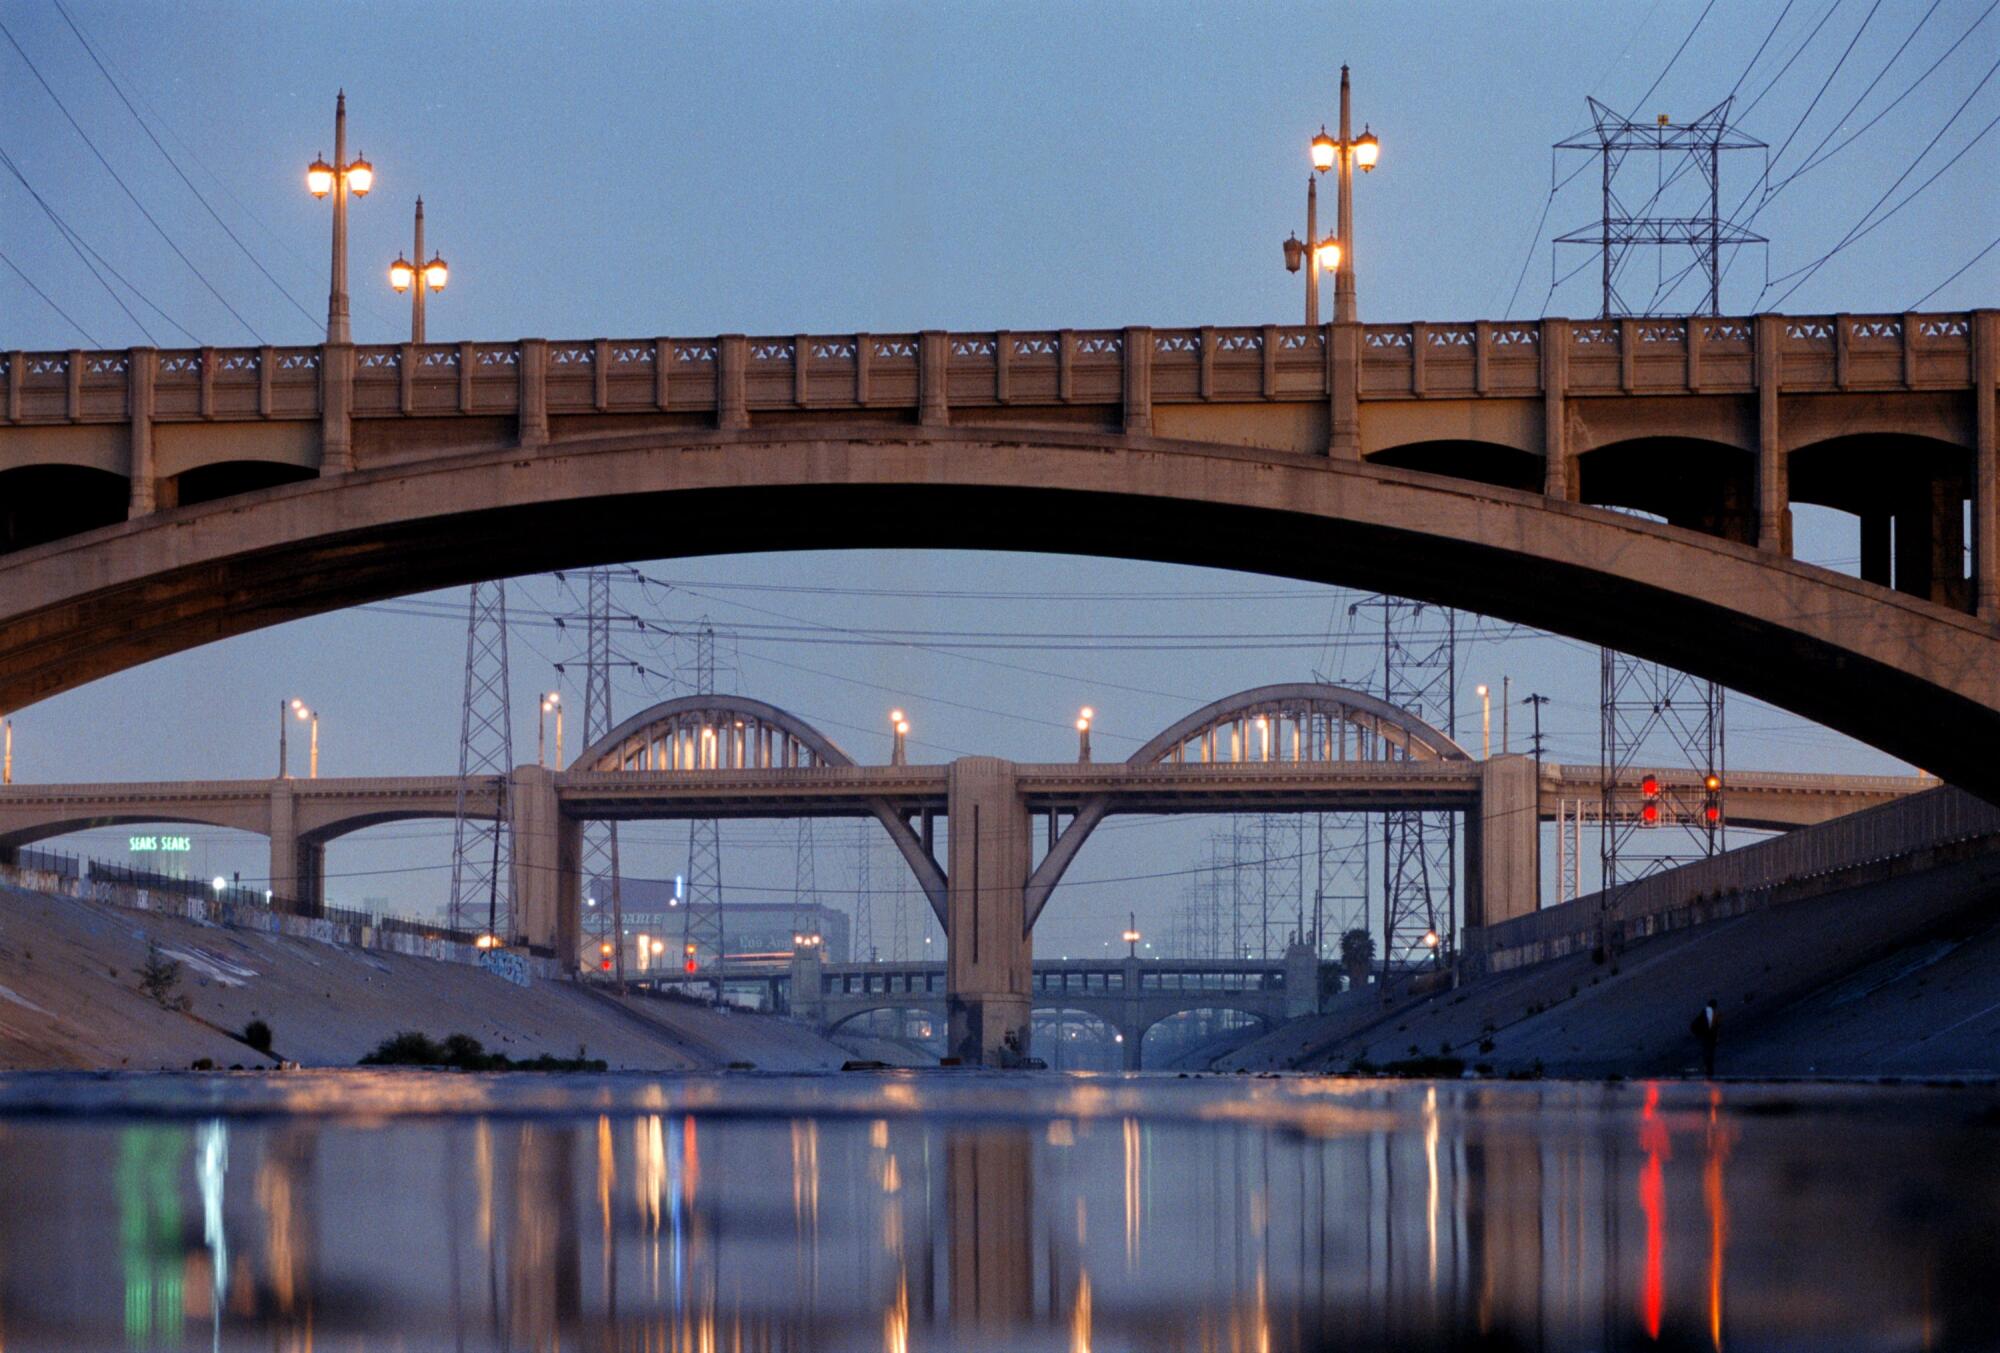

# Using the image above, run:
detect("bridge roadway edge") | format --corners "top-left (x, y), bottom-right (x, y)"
top-left (1, 423), bottom-right (1997, 799)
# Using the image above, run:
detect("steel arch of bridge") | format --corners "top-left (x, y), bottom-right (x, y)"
top-left (1025, 682), bottom-right (1468, 927)
top-left (567, 691), bottom-right (948, 919)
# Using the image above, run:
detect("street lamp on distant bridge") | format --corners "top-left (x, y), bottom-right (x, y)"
top-left (290, 700), bottom-right (319, 779)
top-left (304, 91), bottom-right (373, 346)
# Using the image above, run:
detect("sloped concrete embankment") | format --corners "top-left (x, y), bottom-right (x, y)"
top-left (0, 883), bottom-right (854, 1072)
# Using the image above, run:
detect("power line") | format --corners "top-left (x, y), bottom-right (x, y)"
top-left (0, 16), bottom-right (264, 342)
top-left (1908, 230), bottom-right (2000, 308)
top-left (50, 0), bottom-right (320, 332)
top-left (0, 246), bottom-right (101, 345)
top-left (0, 144), bottom-right (167, 343)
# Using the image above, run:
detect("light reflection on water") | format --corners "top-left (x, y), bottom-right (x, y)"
top-left (0, 1073), bottom-right (1995, 1351)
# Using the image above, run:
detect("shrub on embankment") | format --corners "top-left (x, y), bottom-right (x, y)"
top-left (358, 1030), bottom-right (607, 1072)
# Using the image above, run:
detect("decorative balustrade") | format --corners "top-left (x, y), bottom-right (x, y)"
top-left (0, 313), bottom-right (1981, 426)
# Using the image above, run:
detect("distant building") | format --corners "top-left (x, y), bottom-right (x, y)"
top-left (589, 875), bottom-right (851, 969)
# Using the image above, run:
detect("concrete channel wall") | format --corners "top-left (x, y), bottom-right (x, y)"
top-left (0, 859), bottom-right (564, 979)
top-left (1473, 786), bottom-right (2000, 973)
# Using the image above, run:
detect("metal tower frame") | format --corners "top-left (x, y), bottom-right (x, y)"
top-left (851, 822), bottom-right (874, 963)
top-left (448, 580), bottom-right (513, 939)
top-left (1599, 652), bottom-right (1726, 897)
top-left (1555, 97), bottom-right (1765, 318)
top-left (576, 569), bottom-right (624, 977)
top-left (1349, 597), bottom-right (1458, 980)
top-left (680, 624), bottom-right (726, 979)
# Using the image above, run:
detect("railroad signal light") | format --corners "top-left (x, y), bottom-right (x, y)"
top-left (684, 959), bottom-right (698, 974)
top-left (600, 959), bottom-right (612, 972)
top-left (1704, 803), bottom-right (1722, 824)
top-left (1639, 773), bottom-right (1661, 826)
top-left (1704, 773), bottom-right (1721, 793)
top-left (1641, 802), bottom-right (1661, 824)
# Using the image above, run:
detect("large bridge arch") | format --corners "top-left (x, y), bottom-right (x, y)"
top-left (565, 692), bottom-right (948, 918)
top-left (1024, 681), bottom-right (1468, 927)
top-left (3, 424), bottom-right (1997, 800)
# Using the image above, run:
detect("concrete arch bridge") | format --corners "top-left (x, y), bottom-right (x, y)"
top-left (0, 310), bottom-right (1995, 803)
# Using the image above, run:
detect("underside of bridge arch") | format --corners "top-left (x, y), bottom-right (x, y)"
top-left (4, 427), bottom-right (1998, 799)
top-left (1790, 433), bottom-right (1973, 609)
top-left (166, 460), bottom-right (319, 511)
top-left (1138, 1006), bottom-right (1276, 1069)
top-left (1367, 439), bottom-right (1542, 492)
top-left (0, 811), bottom-right (262, 853)
top-left (1576, 437), bottom-right (1756, 543)
top-left (0, 465), bottom-right (127, 555)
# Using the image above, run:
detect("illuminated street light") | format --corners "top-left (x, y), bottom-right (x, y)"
top-left (386, 199), bottom-right (451, 344)
top-left (890, 709), bottom-right (910, 766)
top-left (1123, 912), bottom-right (1141, 958)
top-left (304, 91), bottom-right (373, 345)
top-left (1476, 684), bottom-right (1491, 760)
top-left (211, 876), bottom-right (227, 894)
top-left (1076, 707), bottom-right (1094, 763)
top-left (291, 699), bottom-right (319, 779)
top-left (3, 718), bottom-right (13, 786)
top-left (539, 692), bottom-right (562, 768)
top-left (1284, 66), bottom-right (1381, 325)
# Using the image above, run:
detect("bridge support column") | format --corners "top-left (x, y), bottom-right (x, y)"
top-left (1468, 754), bottom-right (1537, 930)
top-left (788, 941), bottom-right (825, 1024)
top-left (126, 348), bottom-right (156, 517)
top-left (1975, 309), bottom-right (1998, 622)
top-left (1755, 314), bottom-right (1792, 555)
top-left (320, 342), bottom-right (353, 474)
top-left (1119, 954), bottom-right (1145, 1070)
top-left (945, 757), bottom-right (1031, 1066)
top-left (1540, 318), bottom-right (1570, 499)
top-left (510, 765), bottom-right (578, 963)
top-left (1329, 322), bottom-right (1360, 459)
top-left (265, 781), bottom-right (322, 915)
top-left (518, 339), bottom-right (549, 448)
top-left (1283, 939), bottom-right (1320, 1020)
top-left (1123, 326), bottom-right (1152, 437)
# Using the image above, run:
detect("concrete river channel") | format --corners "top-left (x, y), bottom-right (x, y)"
top-left (0, 1072), bottom-right (1993, 1350)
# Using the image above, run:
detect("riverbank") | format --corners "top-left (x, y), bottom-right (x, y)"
top-left (0, 882), bottom-right (859, 1071)
top-left (1219, 846), bottom-right (2000, 1078)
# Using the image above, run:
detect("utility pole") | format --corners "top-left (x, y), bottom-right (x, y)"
top-left (1524, 693), bottom-right (1550, 909)
top-left (853, 823), bottom-right (875, 962)
top-left (448, 582), bottom-right (513, 941)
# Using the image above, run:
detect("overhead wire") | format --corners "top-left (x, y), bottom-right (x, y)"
top-left (0, 144), bottom-right (170, 342)
top-left (0, 245), bottom-right (101, 345)
top-left (49, 0), bottom-right (321, 332)
top-left (0, 17), bottom-right (264, 342)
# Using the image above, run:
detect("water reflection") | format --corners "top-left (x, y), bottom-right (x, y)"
top-left (0, 1077), bottom-right (1995, 1349)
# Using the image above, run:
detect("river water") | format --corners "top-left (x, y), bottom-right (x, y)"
top-left (0, 1072), bottom-right (1993, 1351)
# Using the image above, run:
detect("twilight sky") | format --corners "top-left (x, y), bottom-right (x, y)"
top-left (3, 1), bottom-right (1993, 958)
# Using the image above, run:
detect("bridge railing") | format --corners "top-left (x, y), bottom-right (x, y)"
top-left (8, 313), bottom-right (1973, 426)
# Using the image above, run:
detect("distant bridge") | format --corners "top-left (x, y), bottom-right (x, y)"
top-left (640, 954), bottom-right (1317, 1070)
top-left (1, 310), bottom-right (1996, 804)
top-left (0, 682), bottom-right (1932, 1062)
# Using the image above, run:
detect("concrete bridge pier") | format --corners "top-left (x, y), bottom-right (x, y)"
top-left (265, 782), bottom-right (324, 916)
top-left (945, 758), bottom-right (1032, 1065)
top-left (1471, 754), bottom-right (1538, 929)
top-left (511, 765), bottom-right (580, 955)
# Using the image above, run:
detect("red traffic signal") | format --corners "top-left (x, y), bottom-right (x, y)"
top-left (1704, 803), bottom-right (1721, 823)
top-left (684, 958), bottom-right (698, 974)
top-left (1639, 774), bottom-right (1660, 797)
top-left (1641, 801), bottom-right (1660, 825)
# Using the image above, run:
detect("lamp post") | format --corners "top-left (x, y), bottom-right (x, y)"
top-left (890, 709), bottom-right (909, 766)
top-left (1284, 68), bottom-right (1380, 325)
top-left (1076, 707), bottom-right (1094, 763)
top-left (388, 197), bottom-right (449, 343)
top-left (1123, 914), bottom-right (1141, 958)
top-left (539, 692), bottom-right (562, 768)
top-left (4, 717), bottom-right (13, 785)
top-left (304, 92), bottom-right (373, 346)
top-left (291, 700), bottom-right (318, 778)
top-left (1476, 684), bottom-right (1491, 760)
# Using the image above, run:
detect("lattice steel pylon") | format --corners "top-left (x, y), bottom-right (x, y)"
top-left (852, 822), bottom-right (875, 963)
top-left (793, 818), bottom-right (819, 950)
top-left (577, 569), bottom-right (624, 976)
top-left (680, 624), bottom-right (725, 979)
top-left (1349, 597), bottom-right (1457, 983)
top-left (1257, 814), bottom-right (1303, 958)
top-left (448, 581), bottom-right (514, 939)
top-left (1599, 653), bottom-right (1725, 934)
top-left (1554, 97), bottom-right (1766, 318)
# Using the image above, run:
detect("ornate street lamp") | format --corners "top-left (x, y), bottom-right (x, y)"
top-left (387, 197), bottom-right (449, 342)
top-left (1283, 68), bottom-right (1382, 325)
top-left (304, 92), bottom-right (373, 345)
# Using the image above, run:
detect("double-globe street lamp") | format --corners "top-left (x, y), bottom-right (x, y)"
top-left (279, 699), bottom-right (319, 779)
top-left (304, 92), bottom-right (373, 345)
top-left (1281, 66), bottom-right (1380, 325)
top-left (387, 196), bottom-right (449, 343)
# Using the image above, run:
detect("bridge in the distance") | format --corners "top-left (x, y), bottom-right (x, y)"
top-left (0, 682), bottom-right (1932, 1061)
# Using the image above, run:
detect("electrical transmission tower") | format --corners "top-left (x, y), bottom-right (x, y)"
top-left (448, 581), bottom-right (513, 939)
top-left (1349, 597), bottom-right (1457, 982)
top-left (1600, 656), bottom-right (1725, 896)
top-left (793, 818), bottom-right (819, 949)
top-left (852, 823), bottom-right (875, 962)
top-left (680, 624), bottom-right (726, 980)
top-left (1257, 814), bottom-right (1303, 958)
top-left (575, 569), bottom-right (624, 976)
top-left (1554, 97), bottom-right (1765, 317)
